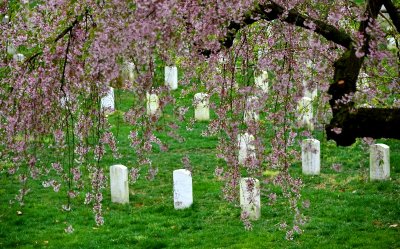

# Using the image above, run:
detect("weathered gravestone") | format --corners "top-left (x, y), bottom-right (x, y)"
top-left (110, 164), bottom-right (129, 204)
top-left (165, 66), bottom-right (178, 90)
top-left (240, 177), bottom-right (261, 220)
top-left (370, 143), bottom-right (390, 181)
top-left (173, 169), bottom-right (193, 209)
top-left (302, 139), bottom-right (320, 175)
top-left (194, 93), bottom-right (210, 121)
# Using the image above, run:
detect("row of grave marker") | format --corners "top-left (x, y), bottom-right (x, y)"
top-left (96, 65), bottom-right (315, 128)
top-left (100, 90), bottom-right (314, 128)
top-left (109, 141), bottom-right (390, 220)
top-left (110, 165), bottom-right (260, 220)
top-left (99, 87), bottom-right (212, 121)
top-left (301, 139), bottom-right (390, 180)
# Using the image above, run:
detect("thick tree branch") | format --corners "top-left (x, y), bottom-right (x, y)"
top-left (54, 18), bottom-right (79, 43)
top-left (198, 0), bottom-right (354, 56)
top-left (383, 0), bottom-right (400, 32)
top-left (222, 1), bottom-right (353, 50)
top-left (326, 108), bottom-right (400, 146)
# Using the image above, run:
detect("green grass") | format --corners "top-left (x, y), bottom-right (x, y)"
top-left (0, 89), bottom-right (399, 248)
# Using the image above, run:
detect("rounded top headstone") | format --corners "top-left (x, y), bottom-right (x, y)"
top-left (174, 169), bottom-right (191, 176)
top-left (373, 143), bottom-right (389, 149)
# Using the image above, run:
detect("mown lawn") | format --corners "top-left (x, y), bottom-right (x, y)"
top-left (0, 89), bottom-right (399, 248)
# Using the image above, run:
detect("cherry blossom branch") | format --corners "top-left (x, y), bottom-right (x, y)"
top-left (55, 18), bottom-right (79, 43)
top-left (54, 8), bottom-right (94, 43)
top-left (60, 29), bottom-right (72, 92)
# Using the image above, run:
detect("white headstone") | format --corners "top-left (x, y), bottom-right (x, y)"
top-left (297, 97), bottom-right (314, 130)
top-left (302, 139), bottom-right (320, 175)
top-left (110, 164), bottom-right (129, 204)
top-left (2, 15), bottom-right (9, 24)
top-left (244, 96), bottom-right (259, 123)
top-left (194, 93), bottom-right (210, 121)
top-left (370, 144), bottom-right (390, 181)
top-left (240, 177), bottom-right (261, 220)
top-left (101, 87), bottom-right (115, 112)
top-left (146, 92), bottom-right (160, 116)
top-left (173, 169), bottom-right (193, 209)
top-left (165, 66), bottom-right (178, 90)
top-left (254, 71), bottom-right (268, 93)
top-left (13, 53), bottom-right (25, 62)
top-left (238, 133), bottom-right (256, 165)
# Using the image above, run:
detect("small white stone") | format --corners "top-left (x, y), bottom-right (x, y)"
top-left (244, 96), bottom-right (260, 123)
top-left (194, 93), bottom-right (210, 121)
top-left (165, 66), bottom-right (178, 90)
top-left (146, 92), bottom-right (160, 116)
top-left (240, 177), bottom-right (261, 220)
top-left (110, 165), bottom-right (129, 204)
top-left (173, 169), bottom-right (193, 209)
top-left (301, 139), bottom-right (320, 175)
top-left (238, 133), bottom-right (256, 165)
top-left (370, 144), bottom-right (390, 181)
top-left (297, 97), bottom-right (314, 130)
top-left (101, 87), bottom-right (115, 112)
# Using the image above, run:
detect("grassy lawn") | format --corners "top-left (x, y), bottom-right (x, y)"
top-left (0, 89), bottom-right (399, 248)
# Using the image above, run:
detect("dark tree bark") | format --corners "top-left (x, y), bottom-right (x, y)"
top-left (326, 0), bottom-right (400, 146)
top-left (326, 108), bottom-right (400, 146)
top-left (211, 0), bottom-right (400, 146)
